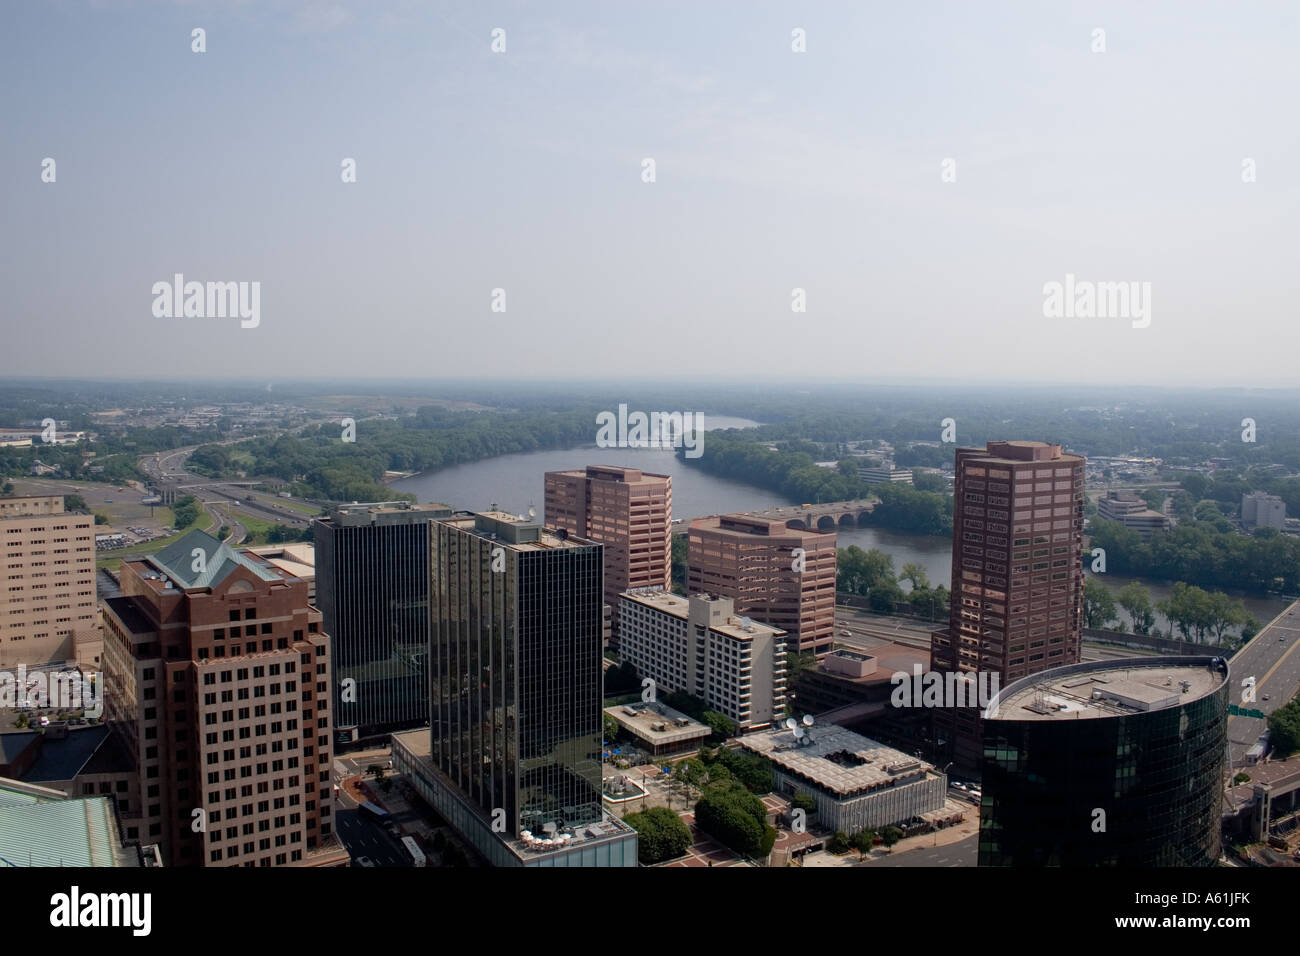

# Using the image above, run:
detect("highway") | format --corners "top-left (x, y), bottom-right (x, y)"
top-left (1226, 599), bottom-right (1300, 767)
top-left (142, 443), bottom-right (316, 536)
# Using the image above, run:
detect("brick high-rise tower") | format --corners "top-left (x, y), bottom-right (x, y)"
top-left (102, 529), bottom-right (334, 867)
top-left (544, 465), bottom-right (671, 644)
top-left (930, 441), bottom-right (1085, 770)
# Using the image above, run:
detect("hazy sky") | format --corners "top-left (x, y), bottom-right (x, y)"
top-left (4, 1), bottom-right (1299, 386)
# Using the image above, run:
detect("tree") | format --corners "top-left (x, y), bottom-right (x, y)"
top-left (217, 525), bottom-right (232, 541)
top-left (1, 481), bottom-right (13, 496)
top-left (869, 579), bottom-right (905, 613)
top-left (603, 713), bottom-right (621, 745)
top-left (1083, 578), bottom-right (1120, 629)
top-left (625, 806), bottom-right (693, 864)
top-left (702, 710), bottom-right (737, 742)
top-left (1268, 696), bottom-right (1300, 760)
top-left (695, 780), bottom-right (777, 859)
top-left (674, 758), bottom-right (707, 790)
top-left (880, 826), bottom-right (904, 847)
top-left (172, 495), bottom-right (201, 529)
top-left (365, 764), bottom-right (384, 780)
top-left (828, 830), bottom-right (851, 854)
top-left (670, 534), bottom-right (688, 594)
top-left (1157, 582), bottom-right (1216, 643)
top-left (1206, 591), bottom-right (1247, 645)
top-left (837, 546), bottom-right (896, 595)
top-left (1115, 581), bottom-right (1156, 635)
top-left (791, 792), bottom-right (816, 813)
top-left (852, 829), bottom-right (877, 853)
top-left (63, 493), bottom-right (88, 511)
top-left (94, 513), bottom-right (109, 525)
top-left (1241, 615), bottom-right (1261, 642)
top-left (900, 562), bottom-right (930, 591)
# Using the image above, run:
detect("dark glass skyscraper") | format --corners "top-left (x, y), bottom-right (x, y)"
top-left (979, 656), bottom-right (1230, 867)
top-left (314, 501), bottom-right (452, 742)
top-left (429, 511), bottom-right (604, 836)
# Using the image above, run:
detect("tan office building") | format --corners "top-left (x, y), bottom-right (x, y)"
top-left (544, 465), bottom-right (671, 642)
top-left (0, 495), bottom-right (98, 667)
top-left (930, 440), bottom-right (1086, 770)
top-left (101, 529), bottom-right (334, 867)
top-left (686, 514), bottom-right (836, 655)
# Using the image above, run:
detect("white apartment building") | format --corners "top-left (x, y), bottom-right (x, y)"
top-left (618, 590), bottom-right (787, 732)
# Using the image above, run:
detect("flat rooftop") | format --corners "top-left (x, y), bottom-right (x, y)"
top-left (442, 511), bottom-right (597, 551)
top-left (738, 723), bottom-right (937, 798)
top-left (621, 589), bottom-right (785, 640)
top-left (606, 702), bottom-right (709, 745)
top-left (985, 657), bottom-right (1229, 721)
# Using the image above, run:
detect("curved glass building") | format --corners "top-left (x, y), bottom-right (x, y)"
top-left (979, 655), bottom-right (1230, 866)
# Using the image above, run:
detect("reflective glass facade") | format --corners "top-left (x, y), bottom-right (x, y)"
top-left (979, 659), bottom-right (1229, 867)
top-left (430, 516), bottom-right (604, 837)
top-left (316, 507), bottom-right (449, 738)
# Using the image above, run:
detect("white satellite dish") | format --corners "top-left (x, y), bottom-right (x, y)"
top-left (793, 726), bottom-right (805, 739)
top-left (802, 714), bottom-right (815, 727)
top-left (528, 505), bottom-right (536, 520)
top-left (784, 717), bottom-right (797, 731)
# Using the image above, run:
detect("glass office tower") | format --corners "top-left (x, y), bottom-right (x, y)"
top-left (430, 511), bottom-right (604, 836)
top-left (980, 656), bottom-right (1230, 867)
top-left (314, 501), bottom-right (452, 742)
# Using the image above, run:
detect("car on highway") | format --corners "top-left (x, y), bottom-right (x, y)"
top-left (1263, 694), bottom-right (1270, 701)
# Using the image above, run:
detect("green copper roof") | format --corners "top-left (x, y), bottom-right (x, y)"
top-left (0, 785), bottom-right (122, 867)
top-left (149, 528), bottom-right (280, 590)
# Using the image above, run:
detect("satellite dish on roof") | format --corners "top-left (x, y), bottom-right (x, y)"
top-left (528, 505), bottom-right (536, 520)
top-left (793, 725), bottom-right (805, 740)
top-left (784, 717), bottom-right (797, 731)
top-left (802, 714), bottom-right (815, 727)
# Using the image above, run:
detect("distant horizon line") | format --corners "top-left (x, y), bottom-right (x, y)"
top-left (1, 374), bottom-right (1298, 394)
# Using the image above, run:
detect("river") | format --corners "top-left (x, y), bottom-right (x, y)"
top-left (391, 439), bottom-right (1291, 634)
